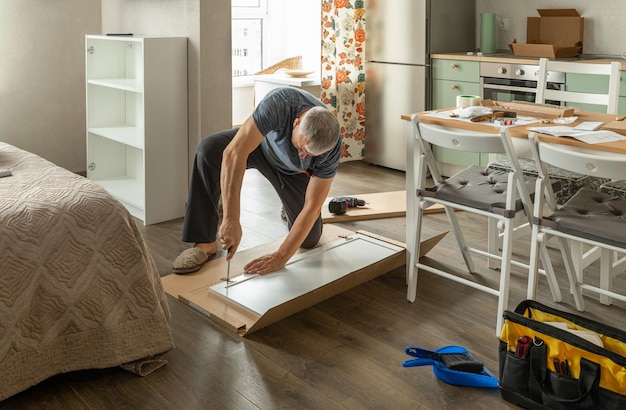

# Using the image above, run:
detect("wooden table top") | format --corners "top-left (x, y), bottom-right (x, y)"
top-left (401, 109), bottom-right (626, 155)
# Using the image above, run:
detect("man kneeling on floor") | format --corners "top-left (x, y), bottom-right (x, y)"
top-left (173, 87), bottom-right (342, 275)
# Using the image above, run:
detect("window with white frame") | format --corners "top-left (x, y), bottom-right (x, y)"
top-left (232, 0), bottom-right (267, 78)
top-left (231, 0), bottom-right (320, 80)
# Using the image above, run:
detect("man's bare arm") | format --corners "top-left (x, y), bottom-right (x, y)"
top-left (243, 175), bottom-right (333, 274)
top-left (219, 116), bottom-right (264, 258)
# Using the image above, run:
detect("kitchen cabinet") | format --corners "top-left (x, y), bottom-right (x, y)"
top-left (432, 58), bottom-right (480, 108)
top-left (85, 35), bottom-right (188, 225)
top-left (431, 59), bottom-right (489, 169)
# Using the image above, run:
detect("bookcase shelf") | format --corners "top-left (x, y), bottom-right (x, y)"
top-left (85, 35), bottom-right (188, 225)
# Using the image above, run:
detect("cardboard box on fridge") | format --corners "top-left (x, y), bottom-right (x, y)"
top-left (509, 9), bottom-right (583, 59)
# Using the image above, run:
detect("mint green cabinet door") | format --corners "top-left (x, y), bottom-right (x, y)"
top-left (433, 59), bottom-right (480, 82)
top-left (431, 59), bottom-right (485, 167)
top-left (432, 79), bottom-right (480, 109)
top-left (619, 70), bottom-right (626, 115)
top-left (432, 146), bottom-right (485, 168)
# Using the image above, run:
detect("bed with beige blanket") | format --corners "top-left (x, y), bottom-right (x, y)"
top-left (0, 142), bottom-right (174, 401)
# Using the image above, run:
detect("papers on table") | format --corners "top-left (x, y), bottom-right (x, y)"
top-left (573, 121), bottom-right (603, 131)
top-left (527, 126), bottom-right (626, 144)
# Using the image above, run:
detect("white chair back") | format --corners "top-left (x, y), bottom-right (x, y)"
top-left (535, 58), bottom-right (621, 115)
top-left (529, 133), bottom-right (626, 181)
top-left (417, 123), bottom-right (505, 154)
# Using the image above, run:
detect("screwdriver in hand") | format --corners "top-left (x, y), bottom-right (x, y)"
top-left (222, 247), bottom-right (232, 283)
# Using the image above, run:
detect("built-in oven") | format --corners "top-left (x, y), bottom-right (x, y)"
top-left (480, 62), bottom-right (565, 106)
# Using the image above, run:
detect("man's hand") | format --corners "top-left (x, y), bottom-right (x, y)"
top-left (218, 219), bottom-right (242, 261)
top-left (243, 251), bottom-right (289, 275)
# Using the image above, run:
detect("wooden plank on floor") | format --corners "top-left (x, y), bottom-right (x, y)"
top-left (322, 191), bottom-right (444, 223)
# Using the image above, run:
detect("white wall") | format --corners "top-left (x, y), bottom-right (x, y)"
top-left (0, 0), bottom-right (101, 172)
top-left (477, 0), bottom-right (626, 56)
top-left (102, 0), bottom-right (232, 175)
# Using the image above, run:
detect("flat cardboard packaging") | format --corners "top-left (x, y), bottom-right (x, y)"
top-left (509, 9), bottom-right (583, 59)
top-left (162, 224), bottom-right (447, 336)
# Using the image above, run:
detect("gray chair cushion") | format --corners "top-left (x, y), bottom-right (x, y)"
top-left (546, 188), bottom-right (626, 248)
top-left (431, 165), bottom-right (536, 216)
top-left (488, 158), bottom-right (609, 205)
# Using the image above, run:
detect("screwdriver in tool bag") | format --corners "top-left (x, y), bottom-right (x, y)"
top-left (515, 335), bottom-right (531, 359)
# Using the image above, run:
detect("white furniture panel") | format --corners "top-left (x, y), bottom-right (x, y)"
top-left (209, 234), bottom-right (403, 316)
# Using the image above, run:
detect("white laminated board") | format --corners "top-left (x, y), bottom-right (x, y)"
top-left (162, 224), bottom-right (445, 336)
top-left (209, 234), bottom-right (403, 316)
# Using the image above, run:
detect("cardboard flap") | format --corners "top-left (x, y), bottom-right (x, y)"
top-left (509, 41), bottom-right (558, 59)
top-left (180, 290), bottom-right (256, 335)
top-left (539, 19), bottom-right (583, 46)
top-left (509, 40), bottom-right (582, 59)
top-left (526, 19), bottom-right (541, 44)
top-left (537, 8), bottom-right (580, 17)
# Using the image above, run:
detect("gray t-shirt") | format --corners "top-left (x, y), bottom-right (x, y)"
top-left (252, 87), bottom-right (342, 179)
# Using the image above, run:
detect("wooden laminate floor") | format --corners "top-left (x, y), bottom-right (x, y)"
top-left (2, 160), bottom-right (625, 409)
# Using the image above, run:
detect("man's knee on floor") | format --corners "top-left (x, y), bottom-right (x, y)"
top-left (300, 227), bottom-right (322, 249)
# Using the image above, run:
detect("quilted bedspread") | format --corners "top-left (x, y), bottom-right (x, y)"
top-left (0, 142), bottom-right (174, 400)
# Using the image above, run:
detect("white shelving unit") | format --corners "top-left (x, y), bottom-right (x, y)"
top-left (85, 35), bottom-right (188, 225)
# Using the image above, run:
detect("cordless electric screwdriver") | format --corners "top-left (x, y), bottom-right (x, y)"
top-left (328, 196), bottom-right (366, 215)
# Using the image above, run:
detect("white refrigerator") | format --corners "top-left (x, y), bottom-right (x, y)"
top-left (364, 0), bottom-right (476, 171)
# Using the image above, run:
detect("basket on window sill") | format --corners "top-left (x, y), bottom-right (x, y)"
top-left (254, 55), bottom-right (302, 75)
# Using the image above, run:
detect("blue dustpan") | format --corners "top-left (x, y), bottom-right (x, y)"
top-left (402, 345), bottom-right (499, 388)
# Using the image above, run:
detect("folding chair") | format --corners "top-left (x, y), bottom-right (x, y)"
top-left (486, 59), bottom-right (620, 267)
top-left (527, 133), bottom-right (626, 312)
top-left (536, 58), bottom-right (621, 115)
top-left (406, 115), bottom-right (561, 335)
top-left (536, 58), bottom-right (624, 306)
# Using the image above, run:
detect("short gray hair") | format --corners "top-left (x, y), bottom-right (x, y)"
top-left (299, 106), bottom-right (340, 156)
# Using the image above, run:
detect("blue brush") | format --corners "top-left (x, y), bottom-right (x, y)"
top-left (403, 345), bottom-right (499, 388)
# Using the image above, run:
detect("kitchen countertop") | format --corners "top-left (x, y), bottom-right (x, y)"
top-left (432, 52), bottom-right (626, 69)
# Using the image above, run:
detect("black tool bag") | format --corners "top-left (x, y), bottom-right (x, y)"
top-left (499, 300), bottom-right (626, 409)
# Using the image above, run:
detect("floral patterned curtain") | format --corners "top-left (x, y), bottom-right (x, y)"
top-left (321, 0), bottom-right (366, 162)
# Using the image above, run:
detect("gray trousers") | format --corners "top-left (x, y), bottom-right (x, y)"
top-left (181, 128), bottom-right (323, 249)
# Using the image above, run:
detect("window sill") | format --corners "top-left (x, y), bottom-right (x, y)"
top-left (232, 77), bottom-right (255, 88)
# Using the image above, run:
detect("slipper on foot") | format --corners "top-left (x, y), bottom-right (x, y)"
top-left (172, 247), bottom-right (211, 274)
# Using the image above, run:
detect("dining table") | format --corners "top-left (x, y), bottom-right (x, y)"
top-left (401, 106), bottom-right (626, 155)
